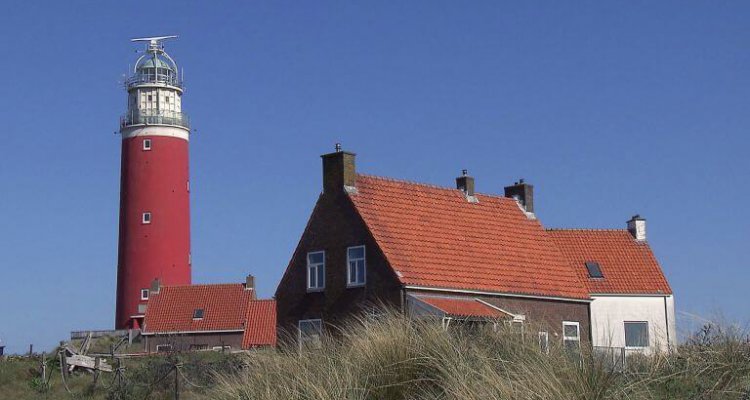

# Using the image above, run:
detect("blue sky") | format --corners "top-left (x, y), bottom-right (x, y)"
top-left (0, 1), bottom-right (748, 354)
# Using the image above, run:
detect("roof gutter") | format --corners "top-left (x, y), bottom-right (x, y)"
top-left (404, 285), bottom-right (592, 303)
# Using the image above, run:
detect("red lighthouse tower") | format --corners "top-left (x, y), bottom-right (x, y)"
top-left (115, 36), bottom-right (191, 329)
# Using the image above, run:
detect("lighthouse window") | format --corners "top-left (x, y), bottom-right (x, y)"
top-left (142, 212), bottom-right (152, 224)
top-left (140, 289), bottom-right (149, 300)
top-left (143, 139), bottom-right (152, 150)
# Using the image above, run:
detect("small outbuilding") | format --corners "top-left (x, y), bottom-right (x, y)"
top-left (141, 276), bottom-right (276, 352)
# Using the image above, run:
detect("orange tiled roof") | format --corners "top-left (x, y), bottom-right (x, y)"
top-left (348, 175), bottom-right (590, 300)
top-left (546, 229), bottom-right (672, 295)
top-left (143, 284), bottom-right (252, 334)
top-left (242, 300), bottom-right (277, 348)
top-left (415, 296), bottom-right (512, 319)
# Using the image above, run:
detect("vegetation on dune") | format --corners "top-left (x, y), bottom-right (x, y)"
top-left (1, 312), bottom-right (749, 399)
top-left (212, 311), bottom-right (750, 400)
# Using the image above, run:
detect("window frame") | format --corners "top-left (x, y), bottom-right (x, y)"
top-left (143, 138), bottom-right (152, 151)
top-left (562, 321), bottom-right (581, 351)
top-left (155, 344), bottom-right (172, 352)
top-left (193, 308), bottom-right (204, 320)
top-left (346, 245), bottom-right (366, 287)
top-left (142, 212), bottom-right (152, 224)
top-left (624, 321), bottom-right (650, 349)
top-left (306, 251), bottom-right (325, 291)
top-left (140, 289), bottom-right (149, 301)
top-left (298, 318), bottom-right (323, 349)
top-left (585, 261), bottom-right (604, 278)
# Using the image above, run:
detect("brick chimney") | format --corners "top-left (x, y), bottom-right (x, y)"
top-left (244, 274), bottom-right (257, 299)
top-left (455, 169), bottom-right (475, 196)
top-left (504, 179), bottom-right (534, 213)
top-left (321, 143), bottom-right (356, 194)
top-left (627, 215), bottom-right (647, 241)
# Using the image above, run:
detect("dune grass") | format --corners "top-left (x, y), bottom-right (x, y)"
top-left (211, 311), bottom-right (750, 400)
top-left (2, 313), bottom-right (748, 399)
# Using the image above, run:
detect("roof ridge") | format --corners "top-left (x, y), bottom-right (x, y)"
top-left (161, 283), bottom-right (244, 289)
top-left (356, 173), bottom-right (512, 200)
top-left (546, 228), bottom-right (628, 232)
top-left (249, 299), bottom-right (276, 303)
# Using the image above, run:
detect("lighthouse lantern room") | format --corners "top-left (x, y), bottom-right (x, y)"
top-left (116, 36), bottom-right (192, 329)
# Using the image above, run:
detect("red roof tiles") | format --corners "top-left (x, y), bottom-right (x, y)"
top-left (547, 229), bottom-right (672, 295)
top-left (415, 296), bottom-right (512, 319)
top-left (243, 300), bottom-right (277, 348)
top-left (348, 175), bottom-right (590, 300)
top-left (143, 284), bottom-right (277, 348)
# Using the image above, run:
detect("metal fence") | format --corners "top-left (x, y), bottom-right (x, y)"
top-left (120, 109), bottom-right (190, 129)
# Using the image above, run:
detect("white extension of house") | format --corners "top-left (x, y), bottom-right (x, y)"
top-left (590, 294), bottom-right (676, 354)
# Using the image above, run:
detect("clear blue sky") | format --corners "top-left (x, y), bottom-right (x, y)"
top-left (0, 1), bottom-right (748, 354)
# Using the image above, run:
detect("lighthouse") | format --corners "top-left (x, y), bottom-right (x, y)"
top-left (115, 36), bottom-right (191, 329)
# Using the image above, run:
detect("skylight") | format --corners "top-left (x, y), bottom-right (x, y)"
top-left (585, 261), bottom-right (603, 278)
top-left (193, 308), bottom-right (204, 319)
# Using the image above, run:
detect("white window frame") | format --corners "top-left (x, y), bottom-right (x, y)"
top-left (143, 138), bottom-right (152, 151)
top-left (298, 319), bottom-right (323, 349)
top-left (562, 321), bottom-right (581, 351)
top-left (140, 289), bottom-right (149, 301)
top-left (142, 212), bottom-right (152, 224)
top-left (306, 251), bottom-right (325, 291)
top-left (346, 245), bottom-right (366, 287)
top-left (538, 331), bottom-right (550, 354)
top-left (624, 321), bottom-right (650, 349)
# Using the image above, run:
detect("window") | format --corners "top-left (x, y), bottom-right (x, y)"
top-left (193, 308), bottom-right (204, 320)
top-left (212, 345), bottom-right (231, 351)
top-left (585, 261), bottom-right (603, 278)
top-left (147, 95), bottom-right (153, 101)
top-left (155, 344), bottom-right (172, 352)
top-left (307, 251), bottom-right (325, 291)
top-left (190, 344), bottom-right (208, 351)
top-left (143, 138), bottom-right (152, 150)
top-left (538, 331), bottom-right (550, 354)
top-left (142, 212), bottom-right (152, 224)
top-left (624, 322), bottom-right (649, 348)
top-left (562, 321), bottom-right (581, 352)
top-left (347, 246), bottom-right (366, 287)
top-left (299, 319), bottom-right (323, 349)
top-left (140, 289), bottom-right (149, 300)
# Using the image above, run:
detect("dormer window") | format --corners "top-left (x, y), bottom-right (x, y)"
top-left (193, 309), bottom-right (204, 320)
top-left (585, 261), bottom-right (603, 278)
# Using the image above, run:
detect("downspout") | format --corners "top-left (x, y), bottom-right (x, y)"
top-left (663, 296), bottom-right (671, 352)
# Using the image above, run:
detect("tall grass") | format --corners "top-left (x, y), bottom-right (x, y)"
top-left (211, 311), bottom-right (750, 400)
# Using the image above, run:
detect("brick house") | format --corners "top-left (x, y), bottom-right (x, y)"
top-left (275, 147), bottom-right (593, 350)
top-left (142, 276), bottom-right (276, 352)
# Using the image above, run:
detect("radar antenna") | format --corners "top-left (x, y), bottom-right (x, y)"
top-left (131, 35), bottom-right (178, 53)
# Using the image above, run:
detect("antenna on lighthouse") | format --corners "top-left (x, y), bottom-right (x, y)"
top-left (131, 35), bottom-right (178, 51)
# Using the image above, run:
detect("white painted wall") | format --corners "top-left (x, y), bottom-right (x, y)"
top-left (590, 295), bottom-right (675, 353)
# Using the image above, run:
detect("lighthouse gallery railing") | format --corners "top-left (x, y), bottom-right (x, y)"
top-left (120, 109), bottom-right (190, 129)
